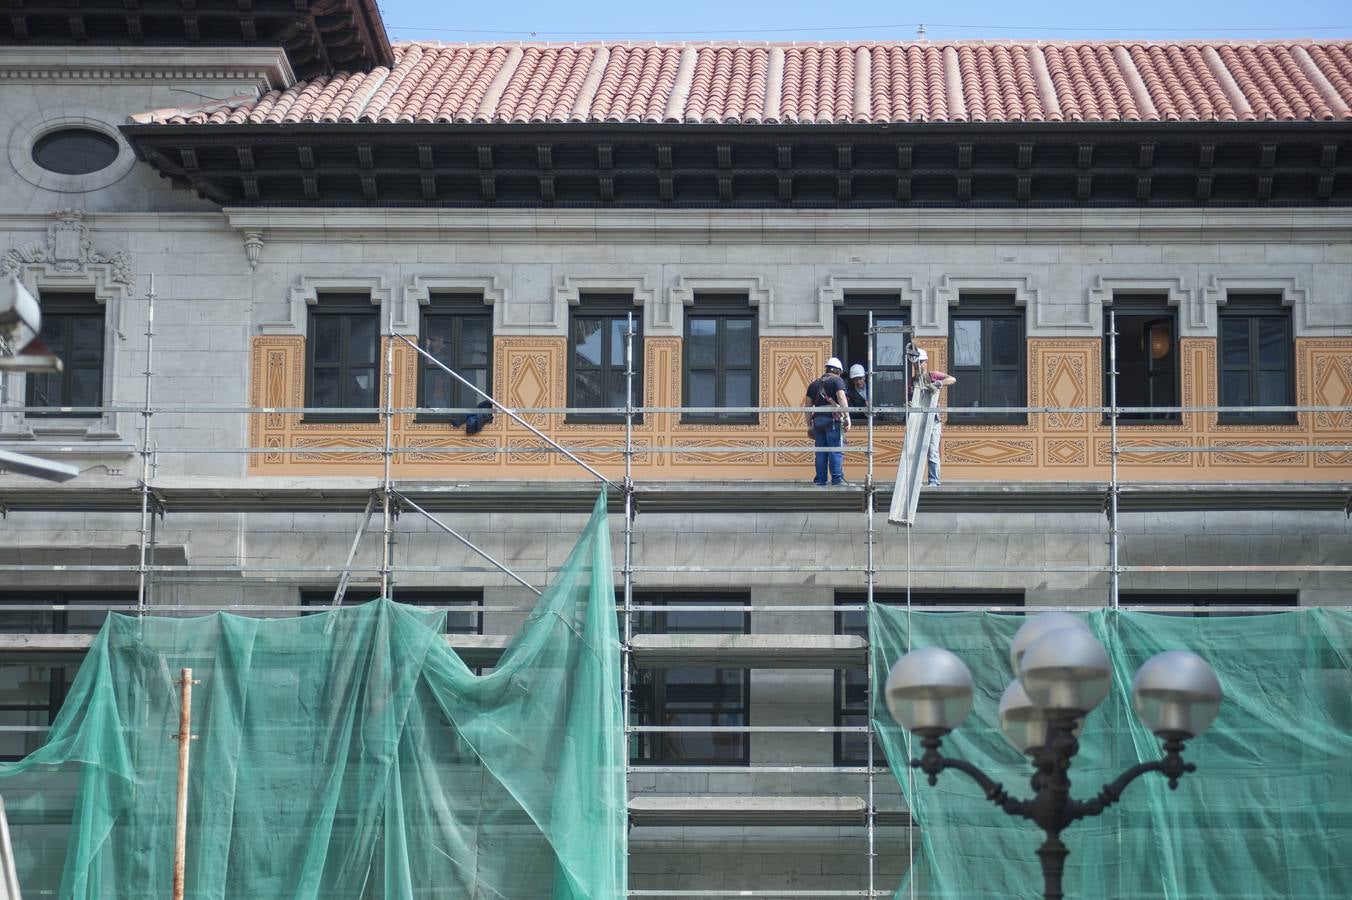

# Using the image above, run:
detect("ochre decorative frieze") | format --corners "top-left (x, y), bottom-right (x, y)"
top-left (1305, 340), bottom-right (1352, 431)
top-left (247, 334), bottom-right (1352, 482)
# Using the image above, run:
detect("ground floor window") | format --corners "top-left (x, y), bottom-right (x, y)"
top-left (629, 592), bottom-right (751, 765)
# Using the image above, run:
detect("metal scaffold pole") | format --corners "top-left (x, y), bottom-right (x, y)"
top-left (136, 274), bottom-right (156, 616)
top-left (1107, 308), bottom-right (1121, 609)
top-left (622, 312), bottom-right (636, 779)
top-left (381, 331), bottom-right (396, 600)
top-left (865, 311), bottom-right (877, 898)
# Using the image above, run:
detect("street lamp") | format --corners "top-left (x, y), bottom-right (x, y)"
top-left (884, 613), bottom-right (1222, 900)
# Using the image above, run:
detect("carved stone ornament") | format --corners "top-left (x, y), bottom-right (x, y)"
top-left (242, 231), bottom-right (264, 269)
top-left (1, 209), bottom-right (133, 285)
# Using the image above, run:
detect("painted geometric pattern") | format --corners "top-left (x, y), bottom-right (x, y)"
top-left (245, 335), bottom-right (1352, 482)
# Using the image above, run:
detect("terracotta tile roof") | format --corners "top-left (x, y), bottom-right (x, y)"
top-left (133, 39), bottom-right (1352, 126)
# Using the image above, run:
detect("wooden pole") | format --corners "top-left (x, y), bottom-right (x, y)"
top-left (172, 668), bottom-right (193, 900)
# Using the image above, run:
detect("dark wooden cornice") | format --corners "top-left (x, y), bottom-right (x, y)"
top-left (0, 0), bottom-right (391, 78)
top-left (121, 122), bottom-right (1352, 209)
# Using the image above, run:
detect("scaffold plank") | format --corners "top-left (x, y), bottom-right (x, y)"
top-left (0, 478), bottom-right (1347, 515)
top-left (630, 634), bottom-right (867, 668)
top-left (628, 795), bottom-right (911, 827)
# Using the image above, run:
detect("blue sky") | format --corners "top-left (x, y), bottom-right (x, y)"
top-left (376, 0), bottom-right (1352, 43)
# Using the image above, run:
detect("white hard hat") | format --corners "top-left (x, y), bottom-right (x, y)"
top-left (849, 364), bottom-right (867, 379)
top-left (915, 348), bottom-right (929, 362)
top-left (825, 357), bottom-right (843, 372)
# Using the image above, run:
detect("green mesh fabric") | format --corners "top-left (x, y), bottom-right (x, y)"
top-left (871, 606), bottom-right (1352, 899)
top-left (0, 491), bottom-right (625, 899)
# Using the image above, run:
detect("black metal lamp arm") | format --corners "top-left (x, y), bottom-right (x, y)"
top-left (910, 734), bottom-right (1035, 820)
top-left (1072, 736), bottom-right (1196, 819)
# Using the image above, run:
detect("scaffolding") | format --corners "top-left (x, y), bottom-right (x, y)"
top-left (1, 285), bottom-right (1350, 899)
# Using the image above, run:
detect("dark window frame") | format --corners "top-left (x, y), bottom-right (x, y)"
top-left (1103, 296), bottom-right (1181, 424)
top-left (681, 294), bottom-right (759, 425)
top-left (629, 591), bottom-right (752, 766)
top-left (835, 294), bottom-right (910, 423)
top-left (1121, 592), bottom-right (1297, 618)
top-left (299, 588), bottom-right (484, 635)
top-left (833, 591), bottom-right (1025, 767)
top-left (567, 294), bottom-right (643, 424)
top-left (1217, 296), bottom-right (1295, 425)
top-left (947, 295), bottom-right (1027, 425)
top-left (25, 292), bottom-right (105, 417)
top-left (304, 294), bottom-right (380, 423)
top-left (0, 590), bottom-right (133, 762)
top-left (417, 293), bottom-right (494, 423)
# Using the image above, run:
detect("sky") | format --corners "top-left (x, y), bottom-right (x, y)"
top-left (375, 0), bottom-right (1352, 43)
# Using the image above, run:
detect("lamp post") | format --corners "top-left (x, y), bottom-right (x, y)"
top-left (884, 613), bottom-right (1222, 900)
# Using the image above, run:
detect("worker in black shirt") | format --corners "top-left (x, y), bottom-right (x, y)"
top-left (804, 357), bottom-right (851, 486)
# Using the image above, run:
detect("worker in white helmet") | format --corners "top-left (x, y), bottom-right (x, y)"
top-left (805, 357), bottom-right (851, 486)
top-left (845, 363), bottom-right (870, 424)
top-left (911, 348), bottom-right (956, 486)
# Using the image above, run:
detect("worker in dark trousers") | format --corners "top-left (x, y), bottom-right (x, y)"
top-left (805, 357), bottom-right (851, 486)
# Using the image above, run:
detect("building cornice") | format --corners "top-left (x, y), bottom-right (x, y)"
top-left (0, 46), bottom-right (294, 90)
top-left (222, 207), bottom-right (1352, 245)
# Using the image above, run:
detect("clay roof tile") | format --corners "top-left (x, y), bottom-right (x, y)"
top-left (139, 38), bottom-right (1352, 126)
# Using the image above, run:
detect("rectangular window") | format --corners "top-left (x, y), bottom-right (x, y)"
top-left (25, 293), bottom-right (104, 416)
top-left (834, 591), bottom-right (1024, 766)
top-left (299, 589), bottom-right (482, 635)
top-left (1218, 297), bottom-right (1294, 424)
top-left (835, 294), bottom-right (909, 419)
top-left (0, 591), bottom-right (130, 761)
top-left (1121, 593), bottom-right (1296, 618)
top-left (630, 593), bottom-right (751, 765)
top-left (1104, 298), bottom-right (1179, 422)
top-left (683, 295), bottom-right (757, 424)
top-left (420, 293), bottom-right (493, 419)
top-left (568, 295), bottom-right (642, 423)
top-left (305, 294), bottom-right (379, 421)
top-left (948, 296), bottom-right (1025, 424)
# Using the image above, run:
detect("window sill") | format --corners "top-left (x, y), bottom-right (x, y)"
top-left (1216, 415), bottom-right (1299, 426)
top-left (564, 414), bottom-right (645, 426)
top-left (679, 415), bottom-right (759, 426)
top-left (299, 413), bottom-right (382, 425)
top-left (23, 411), bottom-right (105, 421)
top-left (944, 416), bottom-right (1028, 426)
top-left (1101, 415), bottom-right (1183, 426)
top-left (412, 414), bottom-right (484, 424)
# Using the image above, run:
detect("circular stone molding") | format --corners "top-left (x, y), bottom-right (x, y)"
top-left (9, 111), bottom-right (137, 193)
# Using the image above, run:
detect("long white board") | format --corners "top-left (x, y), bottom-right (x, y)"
top-left (887, 384), bottom-right (939, 527)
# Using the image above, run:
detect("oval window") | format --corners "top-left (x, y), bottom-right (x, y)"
top-left (32, 128), bottom-right (120, 176)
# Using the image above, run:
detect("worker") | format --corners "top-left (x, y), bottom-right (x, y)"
top-left (805, 357), bottom-right (851, 486)
top-left (912, 349), bottom-right (956, 486)
top-left (846, 363), bottom-right (870, 424)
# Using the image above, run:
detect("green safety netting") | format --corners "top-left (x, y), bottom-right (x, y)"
top-left (0, 490), bottom-right (625, 899)
top-left (871, 606), bottom-right (1352, 899)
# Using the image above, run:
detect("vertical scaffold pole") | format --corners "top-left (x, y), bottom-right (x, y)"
top-left (622, 312), bottom-right (635, 774)
top-left (865, 311), bottom-right (877, 898)
top-left (1107, 308), bottom-right (1121, 609)
top-left (171, 667), bottom-right (195, 900)
top-left (381, 331), bottom-right (395, 600)
top-left (136, 274), bottom-right (156, 616)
